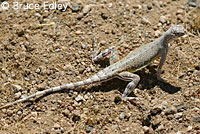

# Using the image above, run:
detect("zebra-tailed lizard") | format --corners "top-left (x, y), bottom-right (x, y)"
top-left (0, 25), bottom-right (185, 110)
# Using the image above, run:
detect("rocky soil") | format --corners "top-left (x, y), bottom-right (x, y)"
top-left (0, 0), bottom-right (199, 133)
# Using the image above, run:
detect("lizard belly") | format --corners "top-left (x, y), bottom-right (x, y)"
top-left (127, 54), bottom-right (159, 73)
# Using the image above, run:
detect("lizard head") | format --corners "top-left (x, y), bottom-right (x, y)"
top-left (163, 25), bottom-right (185, 43)
top-left (169, 25), bottom-right (185, 37)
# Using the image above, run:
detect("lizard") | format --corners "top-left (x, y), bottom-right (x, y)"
top-left (0, 25), bottom-right (185, 110)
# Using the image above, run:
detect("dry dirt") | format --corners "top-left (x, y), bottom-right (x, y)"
top-left (0, 0), bottom-right (200, 134)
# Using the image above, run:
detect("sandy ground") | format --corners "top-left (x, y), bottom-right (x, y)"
top-left (0, 0), bottom-right (199, 133)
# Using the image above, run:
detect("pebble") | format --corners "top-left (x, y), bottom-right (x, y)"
top-left (159, 16), bottom-right (167, 24)
top-left (75, 94), bottom-right (85, 102)
top-left (35, 68), bottom-right (41, 73)
top-left (192, 116), bottom-right (200, 122)
top-left (157, 124), bottom-right (165, 131)
top-left (100, 40), bottom-right (106, 46)
top-left (174, 113), bottom-right (183, 119)
top-left (75, 30), bottom-right (82, 35)
top-left (187, 0), bottom-right (198, 7)
top-left (176, 131), bottom-right (182, 134)
top-left (12, 84), bottom-right (22, 91)
top-left (83, 94), bottom-right (89, 100)
top-left (120, 112), bottom-right (125, 119)
top-left (82, 4), bottom-right (92, 15)
top-left (17, 110), bottom-right (22, 115)
top-left (176, 9), bottom-right (184, 15)
top-left (163, 106), bottom-right (177, 115)
top-left (68, 106), bottom-right (74, 111)
top-left (71, 3), bottom-right (81, 12)
top-left (150, 107), bottom-right (162, 116)
top-left (176, 104), bottom-right (187, 112)
top-left (37, 83), bottom-right (46, 91)
top-left (53, 123), bottom-right (61, 129)
top-left (132, 4), bottom-right (142, 9)
top-left (142, 115), bottom-right (151, 126)
top-left (143, 126), bottom-right (154, 134)
top-left (62, 109), bottom-right (70, 117)
top-left (187, 126), bottom-right (193, 131)
top-left (155, 30), bottom-right (161, 38)
top-left (14, 92), bottom-right (22, 99)
top-left (81, 44), bottom-right (86, 49)
top-left (86, 126), bottom-right (94, 133)
top-left (141, 17), bottom-right (151, 25)
top-left (72, 111), bottom-right (81, 122)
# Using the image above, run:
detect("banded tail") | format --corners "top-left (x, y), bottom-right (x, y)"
top-left (0, 72), bottom-right (113, 110)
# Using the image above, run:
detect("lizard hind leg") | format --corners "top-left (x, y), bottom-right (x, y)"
top-left (117, 71), bottom-right (140, 101)
top-left (92, 46), bottom-right (119, 65)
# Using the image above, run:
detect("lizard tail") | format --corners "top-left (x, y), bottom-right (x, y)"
top-left (0, 73), bottom-right (107, 110)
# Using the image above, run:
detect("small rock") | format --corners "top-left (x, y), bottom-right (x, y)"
top-left (13, 84), bottom-right (22, 91)
top-left (71, 3), bottom-right (81, 12)
top-left (35, 68), bottom-right (41, 73)
top-left (37, 82), bottom-right (46, 91)
top-left (35, 13), bottom-right (42, 17)
top-left (82, 4), bottom-right (92, 15)
top-left (155, 30), bottom-right (161, 38)
top-left (176, 104), bottom-right (187, 112)
top-left (159, 16), bottom-right (167, 24)
top-left (176, 9), bottom-right (184, 15)
top-left (86, 126), bottom-right (93, 133)
top-left (143, 126), bottom-right (150, 133)
top-left (75, 30), bottom-right (82, 35)
top-left (14, 92), bottom-right (22, 99)
top-left (72, 111), bottom-right (81, 122)
top-left (177, 14), bottom-right (183, 22)
top-left (157, 124), bottom-right (165, 131)
top-left (132, 4), bottom-right (142, 9)
top-left (108, 3), bottom-right (112, 8)
top-left (192, 107), bottom-right (200, 112)
top-left (62, 109), bottom-right (70, 117)
top-left (187, 0), bottom-right (198, 7)
top-left (120, 112), bottom-right (125, 119)
top-left (163, 106), bottom-right (177, 115)
top-left (68, 106), bottom-right (74, 111)
top-left (53, 123), bottom-right (61, 129)
top-left (176, 131), bottom-right (182, 134)
top-left (192, 116), bottom-right (200, 122)
top-left (81, 44), bottom-right (86, 49)
top-left (187, 126), bottom-right (193, 131)
top-left (100, 40), bottom-right (106, 45)
top-left (143, 126), bottom-right (153, 134)
top-left (83, 94), bottom-right (89, 100)
top-left (17, 111), bottom-right (22, 115)
top-left (75, 94), bottom-right (85, 102)
top-left (141, 17), bottom-right (151, 25)
top-left (142, 115), bottom-right (151, 126)
top-left (174, 113), bottom-right (183, 119)
top-left (150, 107), bottom-right (162, 116)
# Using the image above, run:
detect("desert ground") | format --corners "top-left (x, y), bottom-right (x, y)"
top-left (0, 0), bottom-right (199, 133)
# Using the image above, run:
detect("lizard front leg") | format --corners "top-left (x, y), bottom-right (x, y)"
top-left (117, 71), bottom-right (140, 101)
top-left (157, 46), bottom-right (168, 81)
top-left (92, 46), bottom-right (119, 64)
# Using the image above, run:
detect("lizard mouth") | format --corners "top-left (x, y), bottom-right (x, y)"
top-left (176, 32), bottom-right (185, 37)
